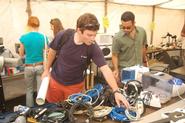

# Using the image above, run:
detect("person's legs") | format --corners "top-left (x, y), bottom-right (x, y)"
top-left (46, 77), bottom-right (85, 103)
top-left (46, 77), bottom-right (64, 103)
top-left (35, 65), bottom-right (44, 92)
top-left (24, 67), bottom-right (34, 107)
top-left (63, 81), bottom-right (84, 100)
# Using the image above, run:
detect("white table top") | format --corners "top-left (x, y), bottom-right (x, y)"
top-left (132, 99), bottom-right (185, 123)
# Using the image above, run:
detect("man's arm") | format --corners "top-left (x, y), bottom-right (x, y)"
top-left (112, 53), bottom-right (119, 81)
top-left (99, 65), bottom-right (129, 108)
top-left (42, 48), bottom-right (57, 78)
top-left (143, 45), bottom-right (148, 67)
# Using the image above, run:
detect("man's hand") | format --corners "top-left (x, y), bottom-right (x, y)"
top-left (41, 70), bottom-right (50, 80)
top-left (114, 92), bottom-right (130, 108)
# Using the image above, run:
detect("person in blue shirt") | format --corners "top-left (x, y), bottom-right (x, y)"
top-left (19, 16), bottom-right (48, 107)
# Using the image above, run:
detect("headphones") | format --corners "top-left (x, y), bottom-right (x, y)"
top-left (124, 80), bottom-right (143, 105)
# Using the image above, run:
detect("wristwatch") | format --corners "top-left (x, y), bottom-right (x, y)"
top-left (113, 89), bottom-right (122, 95)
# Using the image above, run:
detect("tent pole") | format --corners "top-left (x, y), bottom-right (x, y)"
top-left (26, 0), bottom-right (32, 17)
top-left (104, 0), bottom-right (108, 33)
top-left (150, 6), bottom-right (155, 45)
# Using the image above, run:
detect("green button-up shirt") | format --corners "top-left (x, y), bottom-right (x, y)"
top-left (112, 26), bottom-right (147, 69)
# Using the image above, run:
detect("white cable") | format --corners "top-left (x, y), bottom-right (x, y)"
top-left (125, 106), bottom-right (140, 121)
top-left (175, 83), bottom-right (185, 101)
top-left (171, 78), bottom-right (185, 102)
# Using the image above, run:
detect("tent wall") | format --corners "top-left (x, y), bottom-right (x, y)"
top-left (0, 0), bottom-right (184, 54)
top-left (154, 8), bottom-right (185, 46)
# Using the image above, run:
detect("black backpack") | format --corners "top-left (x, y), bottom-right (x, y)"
top-left (51, 29), bottom-right (75, 65)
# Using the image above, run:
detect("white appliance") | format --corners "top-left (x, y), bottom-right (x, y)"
top-left (95, 34), bottom-right (113, 59)
top-left (99, 44), bottom-right (112, 58)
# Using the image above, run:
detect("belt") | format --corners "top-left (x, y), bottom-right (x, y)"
top-left (25, 62), bottom-right (43, 67)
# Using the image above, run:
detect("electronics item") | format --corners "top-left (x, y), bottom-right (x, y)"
top-left (140, 91), bottom-right (161, 108)
top-left (99, 45), bottom-right (112, 58)
top-left (134, 98), bottom-right (145, 116)
top-left (121, 69), bottom-right (135, 84)
top-left (95, 34), bottom-right (113, 59)
top-left (124, 80), bottom-right (143, 105)
top-left (142, 71), bottom-right (172, 104)
top-left (142, 71), bottom-right (185, 100)
top-left (145, 86), bottom-right (171, 104)
top-left (121, 65), bottom-right (149, 84)
top-left (142, 72), bottom-right (173, 93)
top-left (149, 63), bottom-right (169, 73)
top-left (95, 34), bottom-right (113, 45)
top-left (172, 83), bottom-right (185, 97)
top-left (14, 105), bottom-right (30, 115)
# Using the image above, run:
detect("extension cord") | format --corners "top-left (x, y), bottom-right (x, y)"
top-left (135, 99), bottom-right (145, 115)
top-left (125, 106), bottom-right (140, 121)
top-left (93, 106), bottom-right (112, 118)
top-left (74, 106), bottom-right (112, 118)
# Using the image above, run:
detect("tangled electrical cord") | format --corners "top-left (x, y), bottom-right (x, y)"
top-left (66, 84), bottom-right (104, 106)
top-left (109, 107), bottom-right (129, 122)
top-left (40, 108), bottom-right (68, 123)
top-left (92, 106), bottom-right (112, 122)
top-left (109, 106), bottom-right (140, 122)
top-left (125, 106), bottom-right (140, 121)
top-left (69, 100), bottom-right (93, 123)
top-left (66, 84), bottom-right (106, 123)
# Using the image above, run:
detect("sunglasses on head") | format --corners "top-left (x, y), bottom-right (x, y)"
top-left (82, 23), bottom-right (100, 30)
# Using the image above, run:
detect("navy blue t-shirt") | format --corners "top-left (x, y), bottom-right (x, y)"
top-left (50, 29), bottom-right (106, 85)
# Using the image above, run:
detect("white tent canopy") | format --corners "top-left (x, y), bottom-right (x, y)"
top-left (0, 0), bottom-right (184, 54)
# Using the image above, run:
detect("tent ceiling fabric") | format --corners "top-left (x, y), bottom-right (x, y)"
top-left (158, 0), bottom-right (185, 10)
top-left (0, 0), bottom-right (184, 53)
top-left (111, 0), bottom-right (171, 6)
top-left (45, 0), bottom-right (185, 9)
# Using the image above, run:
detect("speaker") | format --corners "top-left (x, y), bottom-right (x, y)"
top-left (96, 34), bottom-right (113, 59)
top-left (99, 45), bottom-right (112, 58)
top-left (95, 34), bottom-right (113, 45)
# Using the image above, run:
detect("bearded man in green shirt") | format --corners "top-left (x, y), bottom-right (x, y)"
top-left (112, 11), bottom-right (148, 82)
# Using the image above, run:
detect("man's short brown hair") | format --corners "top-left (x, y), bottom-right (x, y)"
top-left (27, 16), bottom-right (40, 28)
top-left (76, 13), bottom-right (100, 32)
top-left (121, 11), bottom-right (135, 23)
